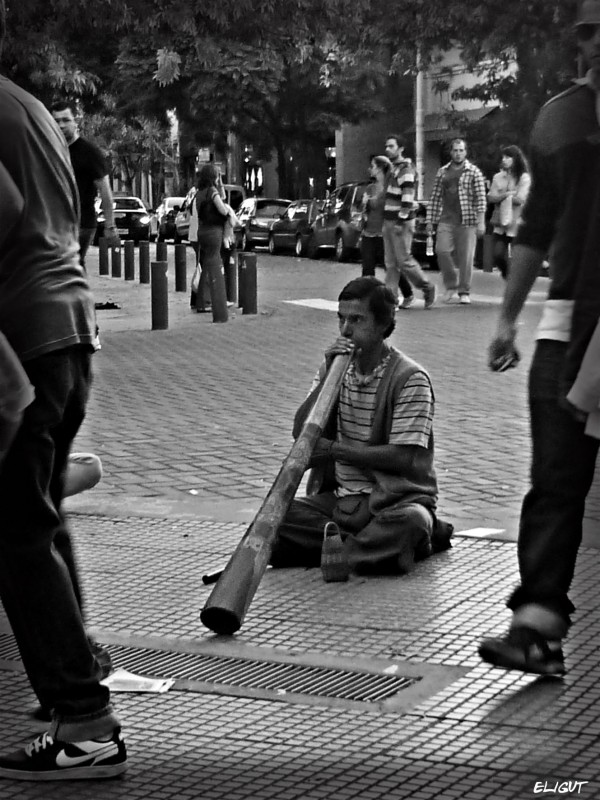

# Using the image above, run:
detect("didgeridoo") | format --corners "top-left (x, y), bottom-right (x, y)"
top-left (200, 352), bottom-right (351, 634)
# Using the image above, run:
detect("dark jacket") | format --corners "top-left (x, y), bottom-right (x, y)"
top-left (515, 80), bottom-right (600, 395)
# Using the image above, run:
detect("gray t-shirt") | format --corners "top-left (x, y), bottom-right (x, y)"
top-left (0, 78), bottom-right (95, 361)
top-left (440, 165), bottom-right (463, 224)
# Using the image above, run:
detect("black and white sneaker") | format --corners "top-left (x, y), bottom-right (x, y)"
top-left (0, 728), bottom-right (127, 781)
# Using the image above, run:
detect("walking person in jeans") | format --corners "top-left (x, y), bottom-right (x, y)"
top-left (428, 138), bottom-right (487, 305)
top-left (194, 164), bottom-right (230, 320)
top-left (361, 155), bottom-right (414, 308)
top-left (487, 145), bottom-right (531, 280)
top-left (0, 0), bottom-right (126, 778)
top-left (479, 0), bottom-right (600, 675)
top-left (382, 134), bottom-right (436, 309)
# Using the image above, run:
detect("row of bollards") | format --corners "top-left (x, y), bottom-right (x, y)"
top-left (97, 239), bottom-right (257, 330)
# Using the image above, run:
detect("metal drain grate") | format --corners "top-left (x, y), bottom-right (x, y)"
top-left (0, 633), bottom-right (419, 703)
top-left (106, 644), bottom-right (419, 703)
top-left (0, 632), bottom-right (424, 705)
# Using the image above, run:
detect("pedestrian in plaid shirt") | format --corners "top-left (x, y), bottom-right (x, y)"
top-left (427, 139), bottom-right (487, 305)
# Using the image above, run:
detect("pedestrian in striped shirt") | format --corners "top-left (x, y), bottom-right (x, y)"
top-left (382, 134), bottom-right (436, 309)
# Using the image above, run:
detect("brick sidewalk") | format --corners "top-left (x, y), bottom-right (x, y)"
top-left (72, 247), bottom-right (599, 542)
top-left (0, 248), bottom-right (598, 799)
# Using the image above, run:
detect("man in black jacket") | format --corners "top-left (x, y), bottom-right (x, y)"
top-left (51, 100), bottom-right (120, 265)
top-left (480, 0), bottom-right (600, 676)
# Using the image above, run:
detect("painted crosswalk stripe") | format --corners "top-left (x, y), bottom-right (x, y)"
top-left (457, 528), bottom-right (506, 538)
top-left (285, 299), bottom-right (339, 311)
top-left (285, 294), bottom-right (545, 311)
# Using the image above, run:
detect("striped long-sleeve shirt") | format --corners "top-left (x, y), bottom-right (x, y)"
top-left (383, 158), bottom-right (418, 222)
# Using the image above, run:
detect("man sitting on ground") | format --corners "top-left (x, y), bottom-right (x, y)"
top-left (271, 276), bottom-right (451, 575)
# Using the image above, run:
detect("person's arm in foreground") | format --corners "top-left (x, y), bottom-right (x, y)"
top-left (0, 333), bottom-right (33, 467)
top-left (95, 174), bottom-right (120, 247)
top-left (0, 160), bottom-right (24, 251)
top-left (488, 243), bottom-right (545, 371)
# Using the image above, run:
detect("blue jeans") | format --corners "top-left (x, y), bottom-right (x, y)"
top-left (508, 341), bottom-right (600, 625)
top-left (0, 346), bottom-right (117, 739)
top-left (382, 220), bottom-right (431, 301)
top-left (435, 222), bottom-right (477, 295)
top-left (361, 235), bottom-right (413, 298)
top-left (196, 226), bottom-right (227, 314)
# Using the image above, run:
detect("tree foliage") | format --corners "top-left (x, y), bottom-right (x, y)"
top-left (372, 0), bottom-right (580, 164)
top-left (117, 1), bottom-right (390, 195)
top-left (2, 0), bottom-right (584, 192)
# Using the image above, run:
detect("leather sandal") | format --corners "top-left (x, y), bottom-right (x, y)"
top-left (478, 626), bottom-right (565, 676)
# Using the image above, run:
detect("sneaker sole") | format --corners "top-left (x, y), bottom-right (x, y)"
top-left (0, 761), bottom-right (127, 781)
top-left (478, 641), bottom-right (565, 676)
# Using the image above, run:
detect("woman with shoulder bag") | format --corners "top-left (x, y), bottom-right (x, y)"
top-left (194, 164), bottom-right (230, 319)
top-left (487, 145), bottom-right (531, 280)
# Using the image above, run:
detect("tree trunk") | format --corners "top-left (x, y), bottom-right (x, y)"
top-left (273, 137), bottom-right (290, 197)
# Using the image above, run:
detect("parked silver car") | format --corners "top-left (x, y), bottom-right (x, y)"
top-left (237, 197), bottom-right (292, 250)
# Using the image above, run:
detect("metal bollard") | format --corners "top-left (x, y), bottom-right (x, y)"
top-left (174, 244), bottom-right (187, 292)
top-left (237, 252), bottom-right (246, 310)
top-left (98, 238), bottom-right (109, 275)
top-left (238, 252), bottom-right (257, 315)
top-left (156, 240), bottom-right (168, 263)
top-left (111, 245), bottom-right (122, 278)
top-left (224, 248), bottom-right (238, 305)
top-left (124, 240), bottom-right (135, 280)
top-left (151, 261), bottom-right (168, 330)
top-left (139, 241), bottom-right (150, 284)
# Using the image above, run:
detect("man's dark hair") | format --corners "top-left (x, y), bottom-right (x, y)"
top-left (386, 133), bottom-right (405, 149)
top-left (450, 137), bottom-right (467, 150)
top-left (50, 100), bottom-right (78, 116)
top-left (338, 277), bottom-right (396, 338)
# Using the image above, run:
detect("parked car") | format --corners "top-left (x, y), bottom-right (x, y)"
top-left (306, 182), bottom-right (367, 261)
top-left (155, 196), bottom-right (184, 242)
top-left (174, 184), bottom-right (246, 242)
top-left (95, 195), bottom-right (151, 244)
top-left (237, 198), bottom-right (292, 250)
top-left (267, 199), bottom-right (323, 257)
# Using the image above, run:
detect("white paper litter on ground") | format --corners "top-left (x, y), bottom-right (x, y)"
top-left (101, 668), bottom-right (175, 693)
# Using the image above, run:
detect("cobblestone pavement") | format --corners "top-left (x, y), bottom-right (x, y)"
top-left (0, 247), bottom-right (598, 799)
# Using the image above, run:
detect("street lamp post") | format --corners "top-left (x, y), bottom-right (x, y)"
top-left (414, 48), bottom-right (425, 201)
